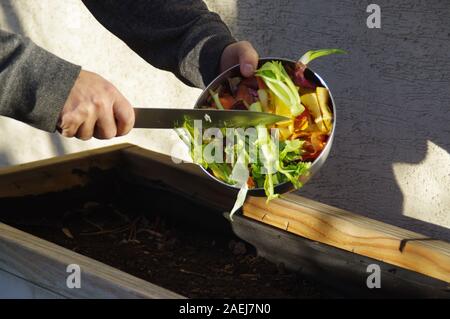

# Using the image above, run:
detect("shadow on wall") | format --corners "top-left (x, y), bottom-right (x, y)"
top-left (232, 0), bottom-right (450, 240)
top-left (0, 152), bottom-right (10, 167)
top-left (48, 134), bottom-right (67, 157)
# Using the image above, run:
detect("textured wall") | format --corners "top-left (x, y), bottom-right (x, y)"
top-left (0, 0), bottom-right (449, 240)
top-left (209, 0), bottom-right (450, 240)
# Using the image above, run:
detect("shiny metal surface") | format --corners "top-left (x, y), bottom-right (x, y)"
top-left (133, 108), bottom-right (288, 129)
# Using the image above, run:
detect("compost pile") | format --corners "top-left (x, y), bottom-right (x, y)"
top-left (0, 171), bottom-right (328, 298)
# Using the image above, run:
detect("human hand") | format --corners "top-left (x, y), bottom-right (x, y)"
top-left (220, 41), bottom-right (259, 77)
top-left (57, 70), bottom-right (135, 140)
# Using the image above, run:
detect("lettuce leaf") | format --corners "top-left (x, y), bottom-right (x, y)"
top-left (256, 61), bottom-right (304, 116)
top-left (229, 130), bottom-right (250, 220)
top-left (299, 49), bottom-right (347, 65)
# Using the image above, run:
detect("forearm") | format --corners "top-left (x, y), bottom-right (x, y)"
top-left (0, 29), bottom-right (81, 132)
top-left (82, 0), bottom-right (236, 88)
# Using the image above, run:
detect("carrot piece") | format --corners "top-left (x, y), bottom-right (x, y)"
top-left (219, 94), bottom-right (236, 109)
top-left (247, 176), bottom-right (255, 188)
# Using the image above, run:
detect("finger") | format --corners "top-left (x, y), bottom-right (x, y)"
top-left (237, 42), bottom-right (259, 77)
top-left (112, 92), bottom-right (134, 136)
top-left (94, 102), bottom-right (117, 139)
top-left (60, 119), bottom-right (81, 138)
top-left (75, 105), bottom-right (96, 140)
top-left (58, 110), bottom-right (84, 138)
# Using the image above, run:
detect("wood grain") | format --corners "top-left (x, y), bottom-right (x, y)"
top-left (0, 222), bottom-right (183, 299)
top-left (243, 194), bottom-right (450, 283)
top-left (231, 214), bottom-right (450, 298)
top-left (0, 143), bottom-right (133, 198)
top-left (0, 268), bottom-right (65, 299)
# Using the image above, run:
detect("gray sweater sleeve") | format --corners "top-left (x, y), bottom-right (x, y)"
top-left (0, 29), bottom-right (81, 132)
top-left (0, 1), bottom-right (235, 131)
top-left (81, 0), bottom-right (236, 88)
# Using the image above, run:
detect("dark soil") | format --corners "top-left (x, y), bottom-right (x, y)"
top-left (0, 169), bottom-right (329, 298)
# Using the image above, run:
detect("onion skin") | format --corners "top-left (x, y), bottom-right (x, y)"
top-left (293, 62), bottom-right (317, 89)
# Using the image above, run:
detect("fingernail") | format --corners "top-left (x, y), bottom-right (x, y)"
top-left (242, 63), bottom-right (254, 76)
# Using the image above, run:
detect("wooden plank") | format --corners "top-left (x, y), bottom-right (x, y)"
top-left (0, 268), bottom-right (65, 299)
top-left (243, 194), bottom-right (450, 283)
top-left (0, 143), bottom-right (134, 198)
top-left (231, 214), bottom-right (450, 298)
top-left (0, 222), bottom-right (183, 299)
top-left (0, 143), bottom-right (448, 295)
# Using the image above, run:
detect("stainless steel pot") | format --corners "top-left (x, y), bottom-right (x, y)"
top-left (194, 57), bottom-right (336, 196)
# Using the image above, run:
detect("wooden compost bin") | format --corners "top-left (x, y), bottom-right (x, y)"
top-left (0, 143), bottom-right (448, 298)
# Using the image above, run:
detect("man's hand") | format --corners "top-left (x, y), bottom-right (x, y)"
top-left (57, 70), bottom-right (135, 140)
top-left (220, 41), bottom-right (259, 77)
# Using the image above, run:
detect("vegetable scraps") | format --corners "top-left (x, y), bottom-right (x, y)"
top-left (177, 49), bottom-right (346, 219)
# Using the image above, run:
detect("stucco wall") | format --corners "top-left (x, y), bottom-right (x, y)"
top-left (0, 0), bottom-right (449, 240)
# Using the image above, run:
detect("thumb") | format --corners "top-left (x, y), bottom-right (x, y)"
top-left (237, 42), bottom-right (259, 77)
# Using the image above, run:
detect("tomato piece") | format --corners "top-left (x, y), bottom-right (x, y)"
top-left (302, 153), bottom-right (319, 161)
top-left (302, 141), bottom-right (315, 154)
